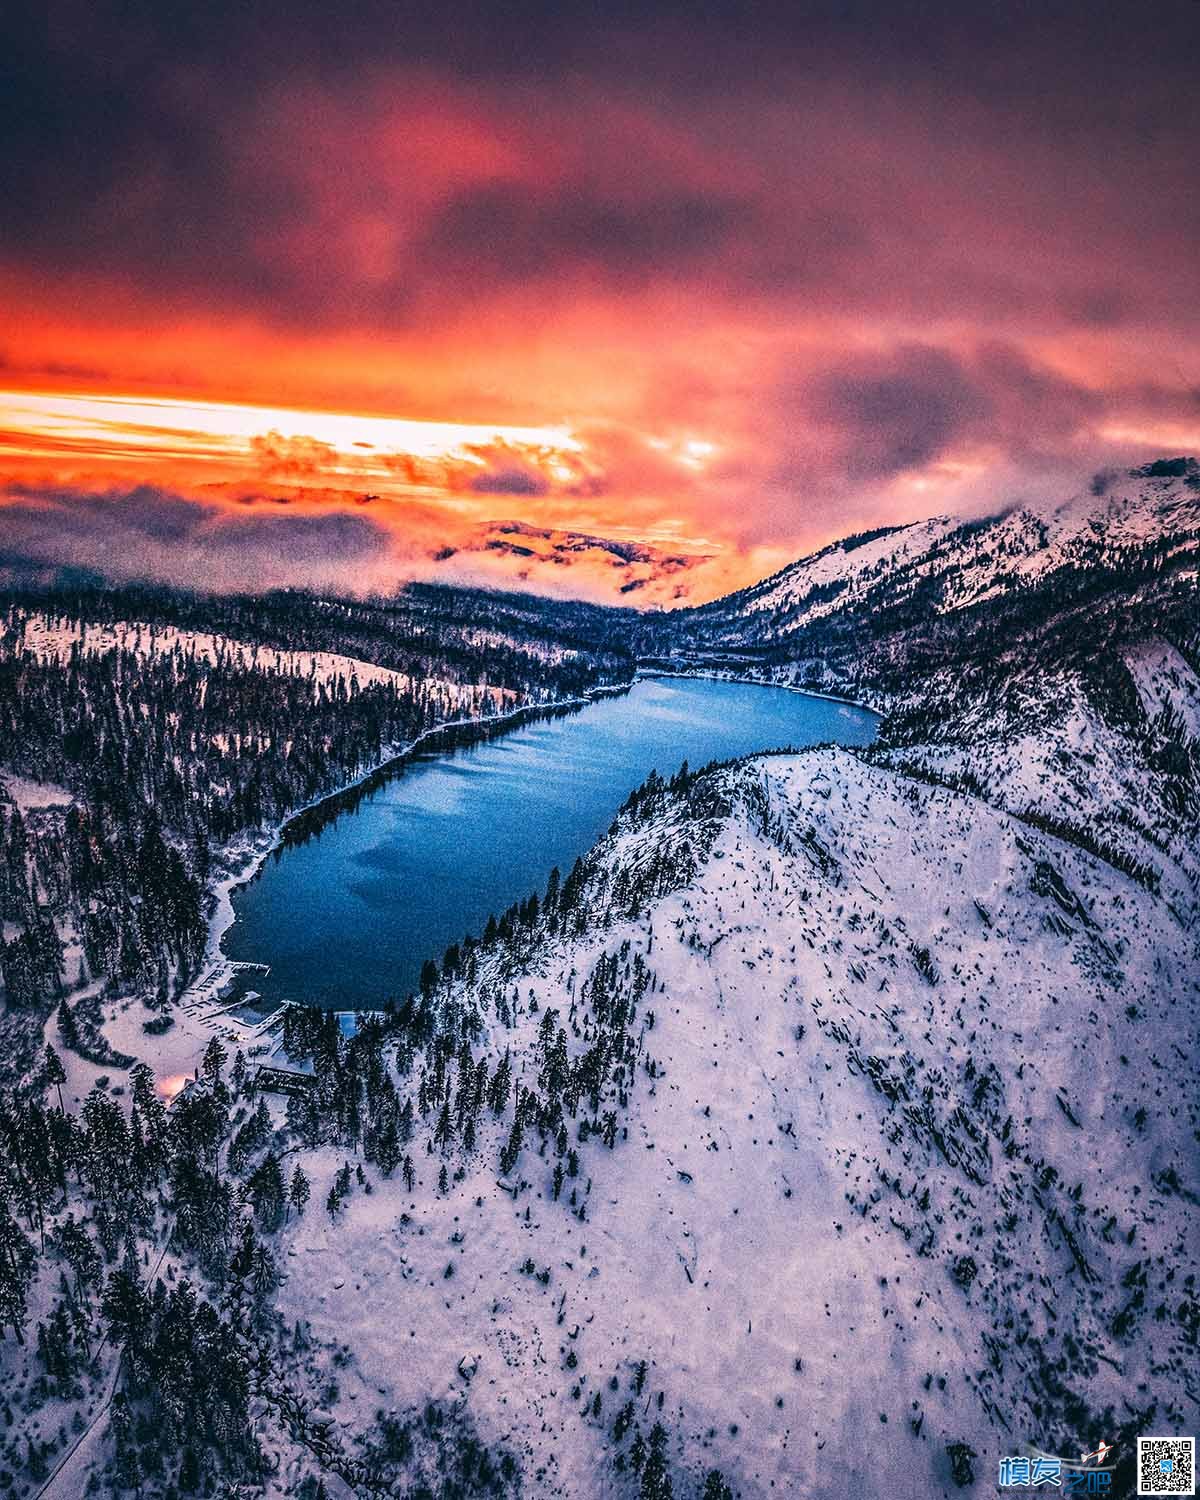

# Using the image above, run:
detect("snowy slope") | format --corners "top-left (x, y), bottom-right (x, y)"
top-left (664, 464), bottom-right (1200, 656)
top-left (4, 462), bottom-right (1197, 1500)
top-left (262, 713), bottom-right (1199, 1499)
top-left (8, 610), bottom-right (515, 710)
top-left (437, 520), bottom-right (714, 605)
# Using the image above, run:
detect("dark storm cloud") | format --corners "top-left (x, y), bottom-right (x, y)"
top-left (796, 340), bottom-right (1111, 484)
top-left (745, 341), bottom-right (1129, 537)
top-left (0, 485), bottom-right (394, 593)
top-left (420, 183), bottom-right (753, 289)
top-left (2, 0), bottom-right (1198, 574)
top-left (804, 345), bottom-right (990, 482)
top-left (468, 468), bottom-right (549, 496)
top-left (2, 0), bottom-right (1196, 328)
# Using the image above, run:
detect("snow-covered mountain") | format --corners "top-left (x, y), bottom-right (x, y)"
top-left (235, 465), bottom-right (1196, 1497)
top-left (646, 459), bottom-right (1200, 705)
top-left (2, 461), bottom-right (1196, 1500)
top-left (262, 719), bottom-right (1196, 1497)
top-left (431, 519), bottom-right (714, 605)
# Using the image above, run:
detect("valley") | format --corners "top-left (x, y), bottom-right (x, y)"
top-left (0, 462), bottom-right (1197, 1500)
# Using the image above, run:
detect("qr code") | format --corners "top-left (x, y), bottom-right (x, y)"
top-left (1138, 1436), bottom-right (1195, 1496)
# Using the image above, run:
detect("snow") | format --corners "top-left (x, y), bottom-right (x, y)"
top-left (5, 610), bottom-right (517, 712)
top-left (12, 635), bottom-right (1191, 1497)
top-left (4, 465), bottom-right (1196, 1497)
top-left (723, 471), bottom-right (1200, 636)
top-left (736, 515), bottom-right (961, 630)
top-left (1124, 638), bottom-right (1200, 741)
top-left (254, 702), bottom-right (1197, 1497)
top-left (0, 771), bottom-right (73, 812)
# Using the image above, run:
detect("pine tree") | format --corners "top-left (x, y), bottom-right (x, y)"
top-left (100, 1237), bottom-right (147, 1358)
top-left (640, 1422), bottom-right (673, 1500)
top-left (499, 1117), bottom-right (523, 1176)
top-left (488, 1050), bottom-right (513, 1115)
top-left (247, 1152), bottom-right (285, 1230)
top-left (43, 1044), bottom-right (67, 1112)
top-left (56, 997), bottom-right (80, 1052)
top-left (0, 1196), bottom-right (36, 1344)
top-left (201, 1035), bottom-right (228, 1088)
top-left (110, 1392), bottom-right (142, 1493)
top-left (288, 1165), bottom-right (310, 1220)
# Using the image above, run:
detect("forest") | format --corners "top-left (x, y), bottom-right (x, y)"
top-left (0, 582), bottom-right (635, 1069)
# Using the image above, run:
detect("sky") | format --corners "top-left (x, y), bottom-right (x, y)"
top-left (1, 0), bottom-right (1197, 603)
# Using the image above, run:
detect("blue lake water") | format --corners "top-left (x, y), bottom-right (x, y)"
top-left (223, 675), bottom-right (878, 1009)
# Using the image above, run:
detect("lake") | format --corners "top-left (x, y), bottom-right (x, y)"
top-left (222, 675), bottom-right (878, 1009)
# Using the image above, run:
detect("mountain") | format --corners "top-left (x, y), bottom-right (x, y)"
top-left (0, 462), bottom-right (1196, 1500)
top-left (432, 519), bottom-right (715, 604)
top-left (643, 458), bottom-right (1200, 706)
top-left (226, 462), bottom-right (1193, 1498)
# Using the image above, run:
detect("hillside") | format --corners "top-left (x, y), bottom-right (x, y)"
top-left (0, 584), bottom-right (634, 1071)
top-left (641, 459), bottom-right (1200, 708)
top-left (225, 464), bottom-right (1195, 1497)
top-left (254, 713), bottom-right (1197, 1497)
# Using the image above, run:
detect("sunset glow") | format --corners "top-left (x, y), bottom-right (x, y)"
top-left (0, 389), bottom-right (585, 494)
top-left (1, 1), bottom-right (1196, 602)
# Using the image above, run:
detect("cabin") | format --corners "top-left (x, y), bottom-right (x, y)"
top-left (253, 1065), bottom-right (316, 1098)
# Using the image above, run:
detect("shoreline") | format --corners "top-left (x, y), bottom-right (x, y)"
top-left (193, 667), bottom-right (880, 1025)
top-left (200, 677), bottom-right (635, 982)
top-left (635, 664), bottom-right (886, 717)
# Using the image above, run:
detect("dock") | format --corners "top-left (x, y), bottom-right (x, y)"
top-left (176, 959), bottom-right (280, 1042)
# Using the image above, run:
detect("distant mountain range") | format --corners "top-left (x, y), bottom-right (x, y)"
top-left (430, 518), bottom-right (715, 602)
top-left (644, 456), bottom-right (1200, 702)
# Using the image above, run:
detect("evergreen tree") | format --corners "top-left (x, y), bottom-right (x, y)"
top-left (43, 1044), bottom-right (67, 1111)
top-left (640, 1422), bottom-right (674, 1500)
top-left (488, 1050), bottom-right (513, 1115)
top-left (287, 1165), bottom-right (310, 1220)
top-left (375, 1120), bottom-right (401, 1177)
top-left (110, 1392), bottom-right (142, 1493)
top-left (246, 1151), bottom-right (285, 1230)
top-left (499, 1118), bottom-right (523, 1176)
top-left (0, 1196), bottom-right (36, 1344)
top-left (202, 1035), bottom-right (228, 1088)
top-left (56, 997), bottom-right (80, 1052)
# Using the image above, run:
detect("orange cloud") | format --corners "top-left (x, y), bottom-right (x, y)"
top-left (2, 1), bottom-right (1197, 592)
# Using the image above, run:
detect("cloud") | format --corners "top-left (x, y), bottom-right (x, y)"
top-left (468, 467), bottom-right (548, 496)
top-left (0, 484), bottom-right (399, 595)
top-left (801, 344), bottom-right (990, 483)
top-left (249, 430), bottom-right (340, 479)
top-left (785, 341), bottom-right (1107, 487)
top-left (1, 0), bottom-right (1198, 579)
top-left (417, 182), bottom-right (754, 293)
